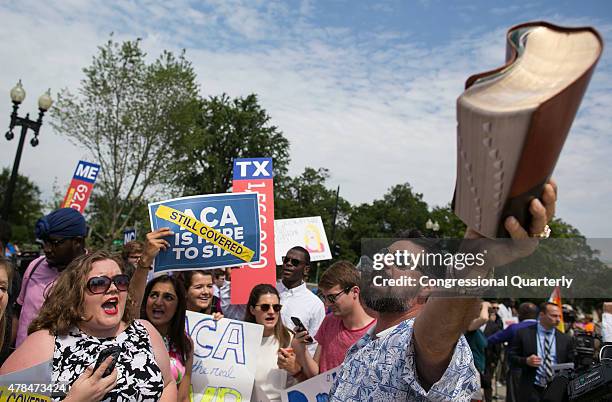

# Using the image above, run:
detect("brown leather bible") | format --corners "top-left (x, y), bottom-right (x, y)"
top-left (453, 21), bottom-right (603, 238)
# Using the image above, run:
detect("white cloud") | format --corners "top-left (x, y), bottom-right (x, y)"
top-left (0, 1), bottom-right (611, 237)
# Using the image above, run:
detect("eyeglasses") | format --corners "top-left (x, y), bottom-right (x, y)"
top-left (87, 274), bottom-right (130, 294)
top-left (283, 256), bottom-right (304, 266)
top-left (319, 287), bottom-right (352, 304)
top-left (255, 303), bottom-right (282, 312)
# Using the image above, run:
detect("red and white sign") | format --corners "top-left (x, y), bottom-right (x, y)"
top-left (231, 158), bottom-right (276, 304)
top-left (62, 160), bottom-right (100, 212)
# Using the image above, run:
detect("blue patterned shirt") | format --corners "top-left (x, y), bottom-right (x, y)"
top-left (329, 318), bottom-right (479, 401)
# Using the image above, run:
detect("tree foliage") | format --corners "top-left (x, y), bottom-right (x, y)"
top-left (0, 168), bottom-right (43, 244)
top-left (167, 93), bottom-right (290, 196)
top-left (51, 37), bottom-right (200, 246)
top-left (345, 183), bottom-right (430, 257)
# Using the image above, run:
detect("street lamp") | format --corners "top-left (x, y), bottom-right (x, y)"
top-left (425, 218), bottom-right (440, 237)
top-left (1, 80), bottom-right (52, 220)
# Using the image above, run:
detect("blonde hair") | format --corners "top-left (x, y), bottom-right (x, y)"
top-left (29, 251), bottom-right (134, 336)
top-left (0, 258), bottom-right (14, 351)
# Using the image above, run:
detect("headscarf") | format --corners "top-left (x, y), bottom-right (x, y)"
top-left (35, 208), bottom-right (87, 239)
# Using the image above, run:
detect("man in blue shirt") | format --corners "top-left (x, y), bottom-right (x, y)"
top-left (330, 182), bottom-right (558, 401)
top-left (509, 302), bottom-right (574, 402)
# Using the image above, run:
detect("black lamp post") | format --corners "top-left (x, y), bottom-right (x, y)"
top-left (1, 80), bottom-right (53, 221)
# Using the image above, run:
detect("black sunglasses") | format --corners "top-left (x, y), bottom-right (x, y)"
top-left (87, 274), bottom-right (130, 294)
top-left (255, 303), bottom-right (282, 312)
top-left (319, 287), bottom-right (352, 304)
top-left (283, 256), bottom-right (304, 266)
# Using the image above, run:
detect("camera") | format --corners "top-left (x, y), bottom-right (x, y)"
top-left (543, 343), bottom-right (612, 401)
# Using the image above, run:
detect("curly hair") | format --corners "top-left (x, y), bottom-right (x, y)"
top-left (29, 250), bottom-right (134, 336)
top-left (0, 258), bottom-right (14, 351)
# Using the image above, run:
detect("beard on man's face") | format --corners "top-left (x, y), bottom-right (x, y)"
top-left (359, 266), bottom-right (421, 314)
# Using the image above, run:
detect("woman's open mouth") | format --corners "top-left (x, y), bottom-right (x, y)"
top-left (102, 297), bottom-right (119, 315)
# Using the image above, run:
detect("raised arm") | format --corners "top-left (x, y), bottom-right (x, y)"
top-left (128, 228), bottom-right (172, 318)
top-left (413, 180), bottom-right (557, 389)
top-left (467, 301), bottom-right (491, 331)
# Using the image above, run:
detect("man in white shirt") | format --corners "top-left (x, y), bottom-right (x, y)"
top-left (277, 246), bottom-right (325, 354)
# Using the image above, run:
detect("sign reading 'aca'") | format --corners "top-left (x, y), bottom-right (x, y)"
top-left (148, 193), bottom-right (261, 272)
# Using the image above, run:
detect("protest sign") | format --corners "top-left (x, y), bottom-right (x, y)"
top-left (123, 227), bottom-right (136, 244)
top-left (274, 216), bottom-right (332, 265)
top-left (62, 160), bottom-right (100, 212)
top-left (186, 311), bottom-right (263, 402)
top-left (281, 368), bottom-right (339, 402)
top-left (149, 193), bottom-right (261, 273)
top-left (0, 359), bottom-right (54, 400)
top-left (231, 157), bottom-right (276, 304)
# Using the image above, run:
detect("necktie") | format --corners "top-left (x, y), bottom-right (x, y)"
top-left (543, 334), bottom-right (554, 384)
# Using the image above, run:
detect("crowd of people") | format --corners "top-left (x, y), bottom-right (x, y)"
top-left (0, 179), bottom-right (608, 401)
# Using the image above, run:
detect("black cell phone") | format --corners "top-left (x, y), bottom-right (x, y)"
top-left (93, 345), bottom-right (121, 377)
top-left (290, 316), bottom-right (313, 343)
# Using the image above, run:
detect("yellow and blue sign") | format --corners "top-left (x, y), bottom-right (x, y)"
top-left (148, 193), bottom-right (261, 272)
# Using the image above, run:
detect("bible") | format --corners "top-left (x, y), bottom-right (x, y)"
top-left (453, 21), bottom-right (603, 238)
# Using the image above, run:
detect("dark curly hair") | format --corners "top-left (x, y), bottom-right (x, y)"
top-left (29, 251), bottom-right (134, 336)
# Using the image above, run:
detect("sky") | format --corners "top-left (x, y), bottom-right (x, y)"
top-left (0, 0), bottom-right (611, 237)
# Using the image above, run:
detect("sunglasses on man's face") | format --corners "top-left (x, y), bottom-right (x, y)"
top-left (87, 274), bottom-right (130, 294)
top-left (256, 303), bottom-right (282, 313)
top-left (283, 256), bottom-right (304, 266)
top-left (319, 287), bottom-right (352, 304)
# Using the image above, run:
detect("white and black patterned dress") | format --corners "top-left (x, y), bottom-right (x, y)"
top-left (52, 320), bottom-right (164, 402)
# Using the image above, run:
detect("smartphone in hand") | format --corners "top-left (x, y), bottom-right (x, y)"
top-left (93, 345), bottom-right (121, 377)
top-left (290, 316), bottom-right (314, 343)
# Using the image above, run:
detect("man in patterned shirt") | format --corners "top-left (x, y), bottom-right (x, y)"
top-left (330, 181), bottom-right (557, 401)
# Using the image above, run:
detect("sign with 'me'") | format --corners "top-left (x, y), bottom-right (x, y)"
top-left (62, 160), bottom-right (101, 212)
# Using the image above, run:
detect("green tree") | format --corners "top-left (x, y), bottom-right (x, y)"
top-left (495, 218), bottom-right (612, 307)
top-left (275, 167), bottom-right (353, 279)
top-left (345, 183), bottom-right (430, 257)
top-left (429, 203), bottom-right (467, 238)
top-left (51, 37), bottom-right (200, 247)
top-left (0, 168), bottom-right (43, 244)
top-left (167, 93), bottom-right (290, 196)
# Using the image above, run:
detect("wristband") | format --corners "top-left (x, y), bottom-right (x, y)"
top-left (136, 258), bottom-right (153, 270)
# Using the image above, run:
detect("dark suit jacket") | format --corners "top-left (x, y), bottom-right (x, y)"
top-left (509, 325), bottom-right (574, 400)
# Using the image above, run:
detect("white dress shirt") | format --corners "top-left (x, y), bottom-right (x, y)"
top-left (277, 281), bottom-right (325, 354)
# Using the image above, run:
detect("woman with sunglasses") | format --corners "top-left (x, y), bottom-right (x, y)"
top-left (245, 284), bottom-right (301, 402)
top-left (142, 275), bottom-right (193, 402)
top-left (0, 251), bottom-right (176, 402)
